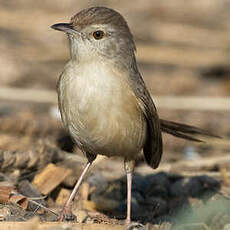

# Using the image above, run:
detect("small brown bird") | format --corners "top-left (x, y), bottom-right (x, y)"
top-left (51, 7), bottom-right (217, 228)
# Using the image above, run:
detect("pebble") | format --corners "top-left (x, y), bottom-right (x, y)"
top-left (0, 206), bottom-right (11, 221)
top-left (74, 210), bottom-right (88, 223)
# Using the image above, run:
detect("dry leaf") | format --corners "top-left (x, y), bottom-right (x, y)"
top-left (0, 186), bottom-right (29, 210)
top-left (9, 194), bottom-right (28, 210)
top-left (0, 186), bottom-right (14, 204)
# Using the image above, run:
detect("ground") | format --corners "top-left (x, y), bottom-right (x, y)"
top-left (0, 1), bottom-right (230, 230)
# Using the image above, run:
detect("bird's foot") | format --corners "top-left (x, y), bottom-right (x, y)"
top-left (58, 207), bottom-right (76, 222)
top-left (126, 222), bottom-right (146, 230)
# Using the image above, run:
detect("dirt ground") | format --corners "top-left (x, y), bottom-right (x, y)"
top-left (0, 1), bottom-right (230, 230)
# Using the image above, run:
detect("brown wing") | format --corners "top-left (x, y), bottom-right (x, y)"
top-left (130, 62), bottom-right (163, 169)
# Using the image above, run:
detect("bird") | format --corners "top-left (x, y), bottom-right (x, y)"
top-left (51, 6), bottom-right (218, 229)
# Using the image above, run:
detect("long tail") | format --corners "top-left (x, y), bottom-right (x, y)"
top-left (160, 119), bottom-right (220, 142)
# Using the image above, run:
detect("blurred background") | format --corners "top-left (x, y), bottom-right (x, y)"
top-left (1, 0), bottom-right (229, 157)
top-left (0, 0), bottom-right (230, 228)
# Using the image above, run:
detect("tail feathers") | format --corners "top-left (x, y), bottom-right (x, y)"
top-left (160, 119), bottom-right (220, 142)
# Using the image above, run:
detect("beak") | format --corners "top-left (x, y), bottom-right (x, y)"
top-left (51, 23), bottom-right (81, 35)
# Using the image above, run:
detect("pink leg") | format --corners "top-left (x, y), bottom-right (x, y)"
top-left (126, 171), bottom-right (132, 225)
top-left (124, 160), bottom-right (135, 227)
top-left (58, 161), bottom-right (92, 221)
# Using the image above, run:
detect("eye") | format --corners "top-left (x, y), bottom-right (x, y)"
top-left (93, 30), bottom-right (104, 40)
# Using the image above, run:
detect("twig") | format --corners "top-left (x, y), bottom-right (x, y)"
top-left (28, 199), bottom-right (59, 217)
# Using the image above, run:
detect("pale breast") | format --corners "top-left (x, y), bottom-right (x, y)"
top-left (58, 61), bottom-right (146, 159)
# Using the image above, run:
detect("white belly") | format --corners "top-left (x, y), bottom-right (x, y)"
top-left (58, 61), bottom-right (146, 158)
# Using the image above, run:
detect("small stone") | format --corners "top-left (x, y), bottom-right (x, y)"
top-left (0, 207), bottom-right (11, 221)
top-left (82, 200), bottom-right (97, 212)
top-left (56, 188), bottom-right (71, 206)
top-left (80, 182), bottom-right (89, 201)
top-left (127, 222), bottom-right (146, 230)
top-left (74, 210), bottom-right (88, 223)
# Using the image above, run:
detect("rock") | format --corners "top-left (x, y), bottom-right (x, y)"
top-left (73, 210), bottom-right (88, 223)
top-left (0, 206), bottom-right (11, 221)
top-left (55, 188), bottom-right (71, 206)
top-left (144, 172), bottom-right (170, 199)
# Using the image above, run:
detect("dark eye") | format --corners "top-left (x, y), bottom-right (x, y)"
top-left (93, 30), bottom-right (104, 40)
